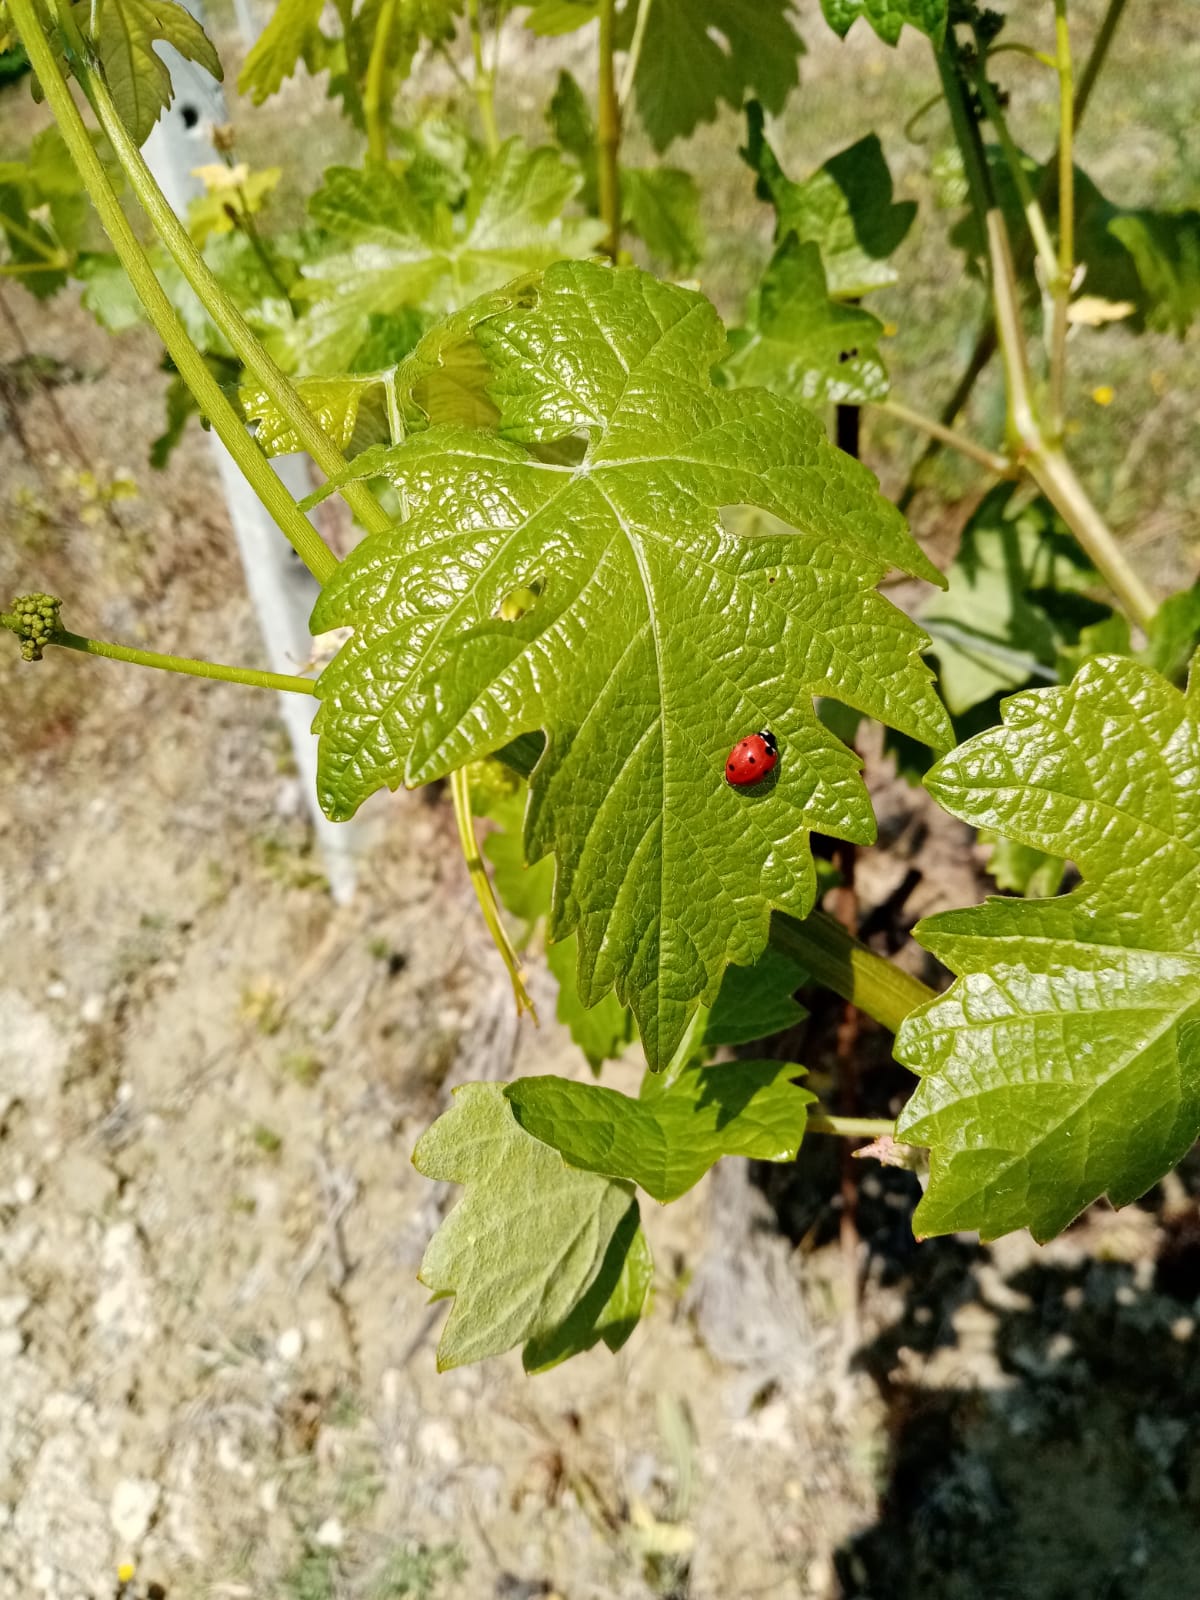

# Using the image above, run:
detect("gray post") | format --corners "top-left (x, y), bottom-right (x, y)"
top-left (141, 12), bottom-right (362, 903)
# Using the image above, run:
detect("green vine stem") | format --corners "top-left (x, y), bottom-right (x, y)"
top-left (898, 0), bottom-right (1132, 506)
top-left (618, 0), bottom-right (653, 106)
top-left (50, 0), bottom-right (392, 542)
top-left (772, 910), bottom-right (936, 1036)
top-left (938, 37), bottom-right (1157, 631)
top-left (9, 0), bottom-right (339, 585)
top-left (1050, 0), bottom-right (1075, 438)
top-left (597, 0), bottom-right (622, 260)
top-left (450, 766), bottom-right (538, 1019)
top-left (878, 397), bottom-right (1012, 476)
top-left (972, 67), bottom-right (1059, 287)
top-left (364, 0), bottom-right (398, 163)
top-left (986, 208), bottom-right (1157, 629)
top-left (467, 0), bottom-right (499, 156)
top-left (806, 1115), bottom-right (898, 1140)
top-left (1, 614), bottom-right (318, 694)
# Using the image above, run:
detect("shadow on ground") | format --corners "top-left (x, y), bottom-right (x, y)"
top-left (829, 1155), bottom-right (1200, 1600)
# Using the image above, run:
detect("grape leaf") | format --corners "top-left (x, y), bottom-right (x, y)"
top-left (413, 1083), bottom-right (649, 1369)
top-left (978, 830), bottom-right (1065, 900)
top-left (311, 261), bottom-right (950, 1067)
top-left (742, 106), bottom-right (915, 297)
top-left (1144, 583), bottom-right (1200, 685)
top-left (293, 141), bottom-right (604, 372)
top-left (240, 372), bottom-right (392, 457)
top-left (703, 943), bottom-right (807, 1047)
top-left (819, 0), bottom-right (946, 46)
top-left (237, 0), bottom-right (324, 102)
top-left (722, 235), bottom-right (889, 407)
top-left (920, 485), bottom-right (1106, 716)
top-left (547, 936), bottom-right (638, 1071)
top-left (524, 0), bottom-right (598, 35)
top-left (621, 166), bottom-right (704, 275)
top-left (631, 0), bottom-right (804, 153)
top-left (506, 1059), bottom-right (813, 1202)
top-left (896, 655), bottom-right (1200, 1242)
top-left (1108, 210), bottom-right (1200, 339)
top-left (86, 0), bottom-right (222, 146)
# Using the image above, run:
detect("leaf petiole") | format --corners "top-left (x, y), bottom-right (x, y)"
top-left (450, 765), bottom-right (538, 1021)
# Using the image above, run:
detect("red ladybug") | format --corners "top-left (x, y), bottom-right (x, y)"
top-left (725, 729), bottom-right (779, 787)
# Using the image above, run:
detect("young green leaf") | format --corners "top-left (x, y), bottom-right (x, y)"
top-left (1108, 210), bottom-right (1200, 339)
top-left (978, 831), bottom-right (1065, 901)
top-left (722, 235), bottom-right (889, 407)
top-left (413, 1083), bottom-right (649, 1369)
top-left (547, 935), bottom-right (638, 1071)
top-left (703, 943), bottom-right (807, 1047)
top-left (630, 0), bottom-right (804, 152)
top-left (240, 373), bottom-right (392, 457)
top-left (294, 142), bottom-right (603, 371)
top-left (506, 1059), bottom-right (812, 1202)
top-left (920, 485), bottom-right (1106, 716)
top-left (87, 0), bottom-right (223, 146)
top-left (819, 0), bottom-right (946, 46)
top-left (524, 0), bottom-right (598, 36)
top-left (237, 0), bottom-right (325, 103)
top-left (742, 106), bottom-right (915, 298)
top-left (311, 261), bottom-right (950, 1066)
top-left (1143, 583), bottom-right (1200, 684)
top-left (897, 655), bottom-right (1200, 1243)
top-left (621, 167), bottom-right (704, 275)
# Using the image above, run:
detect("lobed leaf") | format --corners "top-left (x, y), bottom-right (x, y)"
top-left (86, 0), bottom-right (222, 147)
top-left (819, 0), bottom-right (946, 46)
top-left (631, 0), bottom-right (804, 152)
top-left (311, 261), bottom-right (950, 1066)
top-left (237, 0), bottom-right (324, 103)
top-left (413, 1083), bottom-right (649, 1369)
top-left (723, 234), bottom-right (889, 407)
top-left (294, 141), bottom-right (603, 372)
top-left (897, 655), bottom-right (1200, 1242)
top-left (240, 372), bottom-right (392, 457)
top-left (505, 1059), bottom-right (813, 1202)
top-left (742, 106), bottom-right (915, 298)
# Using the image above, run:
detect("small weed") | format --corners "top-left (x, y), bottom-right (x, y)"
top-left (369, 1542), bottom-right (467, 1600)
top-left (281, 1048), bottom-right (324, 1087)
top-left (284, 1553), bottom-right (335, 1600)
top-left (250, 1123), bottom-right (283, 1157)
top-left (239, 977), bottom-right (286, 1035)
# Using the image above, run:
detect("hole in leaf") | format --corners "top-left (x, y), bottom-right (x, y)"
top-left (496, 577), bottom-right (544, 622)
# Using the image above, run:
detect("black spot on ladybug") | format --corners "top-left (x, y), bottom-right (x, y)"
top-left (838, 347), bottom-right (859, 363)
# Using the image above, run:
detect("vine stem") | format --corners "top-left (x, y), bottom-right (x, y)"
top-left (618, 0), bottom-right (652, 107)
top-left (807, 1115), bottom-right (897, 1140)
top-left (987, 209), bottom-right (1157, 629)
top-left (597, 0), bottom-right (621, 260)
top-left (972, 67), bottom-right (1059, 288)
top-left (364, 0), bottom-right (398, 163)
top-left (898, 0), bottom-right (1132, 504)
top-left (50, 0), bottom-right (392, 542)
top-left (449, 766), bottom-right (538, 1020)
top-left (9, 0), bottom-right (339, 585)
top-left (772, 910), bottom-right (935, 1036)
top-left (2, 619), bottom-right (318, 694)
top-left (467, 0), bottom-right (499, 156)
top-left (878, 397), bottom-right (1012, 475)
top-left (1050, 0), bottom-right (1075, 438)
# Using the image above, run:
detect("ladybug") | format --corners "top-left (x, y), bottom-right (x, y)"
top-left (725, 729), bottom-right (779, 787)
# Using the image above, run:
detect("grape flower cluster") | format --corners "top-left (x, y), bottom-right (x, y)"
top-left (7, 592), bottom-right (62, 661)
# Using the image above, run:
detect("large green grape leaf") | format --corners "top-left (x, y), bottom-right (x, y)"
top-left (896, 655), bottom-right (1200, 1243)
top-left (742, 105), bottom-right (915, 298)
top-left (84, 0), bottom-right (222, 146)
top-left (631, 0), bottom-right (804, 152)
top-left (292, 141), bottom-right (603, 372)
top-left (505, 1059), bottom-right (813, 1202)
top-left (920, 485), bottom-right (1105, 716)
top-left (413, 1083), bottom-right (649, 1369)
top-left (237, 0), bottom-right (324, 103)
top-left (310, 262), bottom-right (950, 1067)
top-left (819, 0), bottom-right (946, 46)
top-left (722, 235), bottom-right (889, 407)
